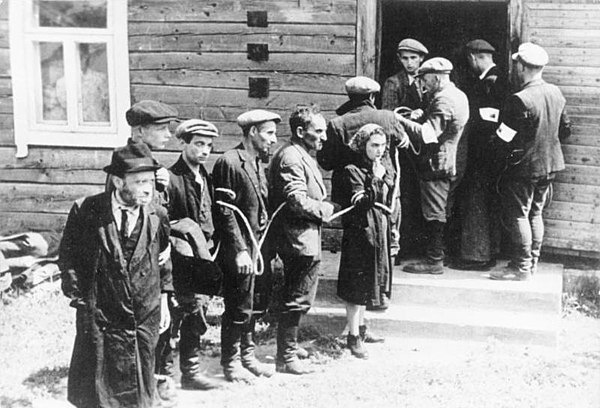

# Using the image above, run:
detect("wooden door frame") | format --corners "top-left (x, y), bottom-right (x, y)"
top-left (356, 0), bottom-right (524, 79)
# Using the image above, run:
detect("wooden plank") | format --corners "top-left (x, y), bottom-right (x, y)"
top-left (0, 1), bottom-right (6, 20)
top-left (544, 67), bottom-right (600, 87)
top-left (129, 52), bottom-right (355, 76)
top-left (566, 105), bottom-right (600, 117)
top-left (128, 23), bottom-right (355, 54)
top-left (554, 164), bottom-right (600, 186)
top-left (528, 3), bottom-right (600, 10)
top-left (563, 133), bottom-right (600, 148)
top-left (553, 182), bottom-right (600, 205)
top-left (0, 168), bottom-right (106, 185)
top-left (131, 84), bottom-right (349, 114)
top-left (0, 183), bottom-right (102, 214)
top-left (130, 70), bottom-right (350, 95)
top-left (562, 145), bottom-right (600, 167)
top-left (0, 19), bottom-right (8, 49)
top-left (528, 15), bottom-right (600, 30)
top-left (356, 0), bottom-right (377, 78)
top-left (128, 0), bottom-right (357, 24)
top-left (0, 48), bottom-right (10, 77)
top-left (544, 236), bottom-right (600, 252)
top-left (544, 200), bottom-right (600, 223)
top-left (0, 95), bottom-right (12, 113)
top-left (0, 212), bottom-right (67, 236)
top-left (0, 77), bottom-right (12, 96)
top-left (529, 29), bottom-right (600, 49)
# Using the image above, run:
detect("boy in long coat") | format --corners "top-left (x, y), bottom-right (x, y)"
top-left (59, 143), bottom-right (172, 408)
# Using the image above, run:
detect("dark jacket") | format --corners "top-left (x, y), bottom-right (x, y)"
top-left (381, 70), bottom-right (427, 111)
top-left (497, 78), bottom-right (571, 179)
top-left (337, 161), bottom-right (394, 306)
top-left (59, 192), bottom-right (171, 408)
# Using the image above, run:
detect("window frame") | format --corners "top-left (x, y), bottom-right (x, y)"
top-left (9, 0), bottom-right (131, 157)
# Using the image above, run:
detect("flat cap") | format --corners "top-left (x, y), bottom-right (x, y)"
top-left (397, 38), bottom-right (429, 55)
top-left (126, 100), bottom-right (178, 127)
top-left (345, 76), bottom-right (381, 95)
top-left (416, 57), bottom-right (454, 77)
top-left (236, 109), bottom-right (282, 128)
top-left (174, 119), bottom-right (219, 139)
top-left (104, 141), bottom-right (161, 176)
top-left (512, 42), bottom-right (549, 67)
top-left (466, 39), bottom-right (495, 53)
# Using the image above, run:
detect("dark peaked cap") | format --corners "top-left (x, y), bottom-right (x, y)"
top-left (104, 142), bottom-right (161, 177)
top-left (466, 39), bottom-right (496, 53)
top-left (126, 100), bottom-right (179, 127)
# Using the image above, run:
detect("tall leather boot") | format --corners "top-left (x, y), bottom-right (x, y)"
top-left (221, 318), bottom-right (255, 384)
top-left (403, 221), bottom-right (445, 274)
top-left (276, 312), bottom-right (313, 375)
top-left (241, 317), bottom-right (275, 378)
top-left (180, 321), bottom-right (221, 390)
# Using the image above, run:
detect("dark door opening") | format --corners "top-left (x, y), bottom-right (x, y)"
top-left (379, 0), bottom-right (509, 92)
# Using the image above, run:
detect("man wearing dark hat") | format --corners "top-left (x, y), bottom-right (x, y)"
top-left (212, 109), bottom-right (281, 383)
top-left (154, 119), bottom-right (222, 392)
top-left (59, 142), bottom-right (172, 408)
top-left (381, 38), bottom-right (429, 263)
top-left (270, 104), bottom-right (334, 375)
top-left (490, 43), bottom-right (570, 281)
top-left (318, 76), bottom-right (409, 311)
top-left (396, 57), bottom-right (470, 275)
top-left (452, 39), bottom-right (510, 271)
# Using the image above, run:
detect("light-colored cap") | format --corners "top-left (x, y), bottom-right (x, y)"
top-left (397, 38), bottom-right (429, 55)
top-left (416, 57), bottom-right (454, 77)
top-left (174, 119), bottom-right (219, 139)
top-left (236, 109), bottom-right (281, 128)
top-left (345, 76), bottom-right (381, 95)
top-left (512, 42), bottom-right (549, 67)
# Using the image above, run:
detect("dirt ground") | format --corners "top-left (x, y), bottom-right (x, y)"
top-left (1, 281), bottom-right (599, 408)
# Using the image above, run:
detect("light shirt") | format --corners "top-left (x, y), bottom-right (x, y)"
top-left (479, 63), bottom-right (496, 80)
top-left (183, 154), bottom-right (204, 191)
top-left (408, 74), bottom-right (416, 85)
top-left (112, 191), bottom-right (141, 238)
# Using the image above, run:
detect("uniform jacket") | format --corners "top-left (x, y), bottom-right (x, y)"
top-left (269, 140), bottom-right (334, 258)
top-left (59, 192), bottom-right (171, 408)
top-left (402, 82), bottom-right (470, 180)
top-left (381, 70), bottom-right (427, 111)
top-left (497, 78), bottom-right (571, 179)
top-left (317, 99), bottom-right (406, 204)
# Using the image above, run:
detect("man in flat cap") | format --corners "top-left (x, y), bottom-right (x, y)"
top-left (154, 119), bottom-right (222, 392)
top-left (452, 40), bottom-right (510, 271)
top-left (270, 104), bottom-right (334, 375)
top-left (212, 109), bottom-right (280, 383)
top-left (318, 76), bottom-right (409, 312)
top-left (59, 142), bottom-right (172, 408)
top-left (381, 38), bottom-right (430, 263)
top-left (490, 43), bottom-right (570, 281)
top-left (395, 57), bottom-right (470, 275)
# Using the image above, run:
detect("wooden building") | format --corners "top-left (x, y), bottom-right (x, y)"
top-left (1, 0), bottom-right (598, 257)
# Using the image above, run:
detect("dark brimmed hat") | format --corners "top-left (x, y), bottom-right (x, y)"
top-left (126, 100), bottom-right (178, 127)
top-left (103, 142), bottom-right (161, 177)
top-left (416, 57), bottom-right (454, 77)
top-left (466, 39), bottom-right (496, 54)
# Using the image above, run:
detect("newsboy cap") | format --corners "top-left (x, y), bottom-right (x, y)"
top-left (466, 39), bottom-right (496, 53)
top-left (345, 76), bottom-right (381, 95)
top-left (104, 141), bottom-right (161, 177)
top-left (416, 57), bottom-right (454, 76)
top-left (397, 38), bottom-right (429, 55)
top-left (126, 100), bottom-right (179, 127)
top-left (174, 119), bottom-right (219, 139)
top-left (236, 110), bottom-right (282, 128)
top-left (512, 42), bottom-right (549, 67)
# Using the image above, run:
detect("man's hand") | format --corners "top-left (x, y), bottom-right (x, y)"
top-left (410, 109), bottom-right (424, 121)
top-left (373, 159), bottom-right (386, 179)
top-left (159, 293), bottom-right (171, 334)
top-left (155, 167), bottom-right (170, 190)
top-left (235, 250), bottom-right (254, 275)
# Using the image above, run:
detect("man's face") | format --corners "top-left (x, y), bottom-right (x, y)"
top-left (420, 73), bottom-right (439, 94)
top-left (140, 123), bottom-right (171, 150)
top-left (299, 114), bottom-right (327, 152)
top-left (467, 53), bottom-right (478, 73)
top-left (365, 132), bottom-right (387, 162)
top-left (182, 135), bottom-right (213, 166)
top-left (117, 171), bottom-right (155, 207)
top-left (250, 120), bottom-right (277, 161)
top-left (398, 51), bottom-right (424, 75)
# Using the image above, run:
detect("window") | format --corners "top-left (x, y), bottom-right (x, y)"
top-left (9, 0), bottom-right (130, 157)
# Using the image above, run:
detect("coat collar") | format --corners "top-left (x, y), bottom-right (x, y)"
top-left (335, 98), bottom-right (376, 116)
top-left (234, 143), bottom-right (267, 202)
top-left (290, 140), bottom-right (326, 196)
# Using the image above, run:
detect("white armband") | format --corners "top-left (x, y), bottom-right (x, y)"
top-left (479, 107), bottom-right (500, 123)
top-left (421, 123), bottom-right (438, 144)
top-left (496, 122), bottom-right (517, 142)
top-left (351, 190), bottom-right (366, 205)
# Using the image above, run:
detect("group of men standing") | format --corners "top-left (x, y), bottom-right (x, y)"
top-left (57, 35), bottom-right (571, 408)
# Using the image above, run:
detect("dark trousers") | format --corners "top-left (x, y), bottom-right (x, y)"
top-left (279, 254), bottom-right (321, 313)
top-left (501, 176), bottom-right (552, 273)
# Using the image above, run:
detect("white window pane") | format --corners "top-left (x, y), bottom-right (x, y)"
top-left (40, 42), bottom-right (67, 122)
top-left (79, 43), bottom-right (110, 124)
top-left (37, 0), bottom-right (107, 28)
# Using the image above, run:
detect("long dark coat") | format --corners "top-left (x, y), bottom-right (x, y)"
top-left (59, 192), bottom-right (171, 408)
top-left (337, 162), bottom-right (394, 306)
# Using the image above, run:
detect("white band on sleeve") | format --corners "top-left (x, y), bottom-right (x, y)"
top-left (479, 107), bottom-right (500, 123)
top-left (496, 122), bottom-right (517, 142)
top-left (421, 122), bottom-right (438, 144)
top-left (351, 191), bottom-right (366, 205)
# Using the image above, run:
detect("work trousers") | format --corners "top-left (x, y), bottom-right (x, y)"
top-left (279, 254), bottom-right (321, 314)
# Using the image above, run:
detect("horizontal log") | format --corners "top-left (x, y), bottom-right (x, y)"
top-left (129, 52), bottom-right (355, 76)
top-left (0, 49), bottom-right (9, 77)
top-left (128, 0), bottom-right (357, 24)
top-left (563, 145), bottom-right (600, 167)
top-left (0, 20), bottom-right (8, 49)
top-left (528, 16), bottom-right (600, 30)
top-left (128, 23), bottom-right (355, 54)
top-left (565, 105), bottom-right (600, 116)
top-left (544, 236), bottom-right (600, 252)
top-left (554, 164), bottom-right (600, 186)
top-left (0, 95), bottom-right (12, 114)
top-left (130, 70), bottom-right (351, 95)
top-left (544, 200), bottom-right (600, 223)
top-left (547, 52), bottom-right (600, 68)
top-left (0, 183), bottom-right (102, 214)
top-left (563, 133), bottom-right (600, 148)
top-left (552, 182), bottom-right (600, 205)
top-left (0, 212), bottom-right (67, 236)
top-left (0, 168), bottom-right (107, 185)
top-left (544, 67), bottom-right (600, 87)
top-left (0, 78), bottom-right (11, 96)
top-left (528, 3), bottom-right (600, 10)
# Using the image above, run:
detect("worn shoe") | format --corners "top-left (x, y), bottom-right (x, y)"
top-left (359, 325), bottom-right (385, 343)
top-left (296, 346), bottom-right (310, 359)
top-left (451, 259), bottom-right (496, 271)
top-left (403, 260), bottom-right (444, 275)
top-left (223, 361), bottom-right (256, 384)
top-left (346, 334), bottom-right (369, 359)
top-left (181, 373), bottom-right (222, 390)
top-left (242, 358), bottom-right (275, 378)
top-left (489, 267), bottom-right (531, 281)
top-left (276, 358), bottom-right (314, 375)
top-left (154, 375), bottom-right (177, 408)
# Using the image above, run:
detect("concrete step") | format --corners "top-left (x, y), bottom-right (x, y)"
top-left (304, 304), bottom-right (560, 346)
